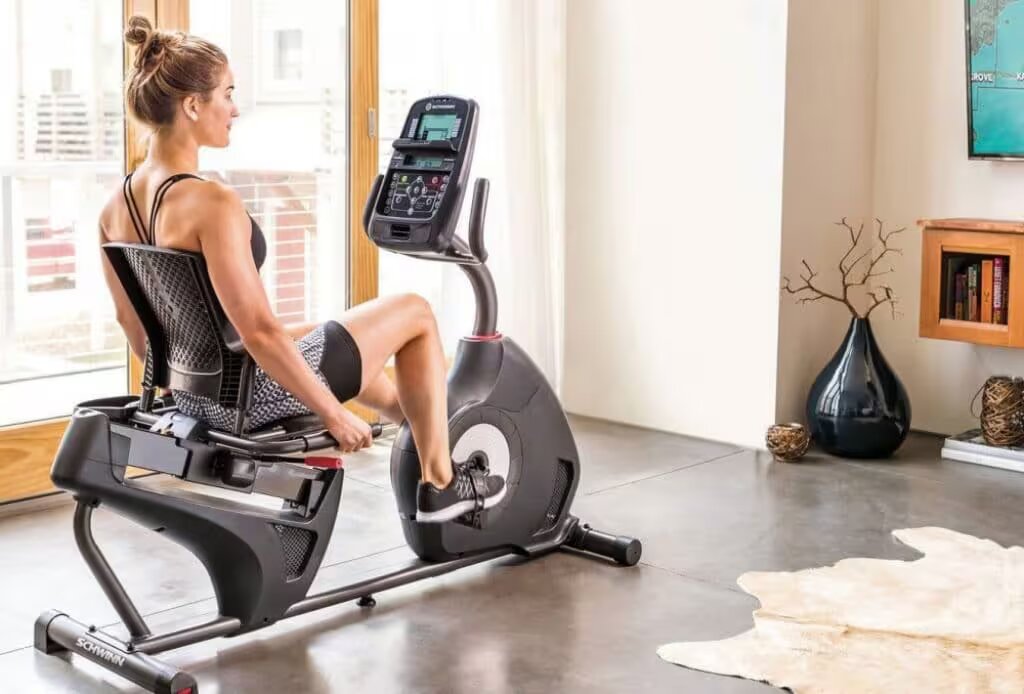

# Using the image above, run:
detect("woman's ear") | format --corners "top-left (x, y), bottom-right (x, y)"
top-left (181, 94), bottom-right (200, 122)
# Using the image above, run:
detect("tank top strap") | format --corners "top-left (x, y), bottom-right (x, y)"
top-left (149, 173), bottom-right (205, 243)
top-left (122, 173), bottom-right (150, 245)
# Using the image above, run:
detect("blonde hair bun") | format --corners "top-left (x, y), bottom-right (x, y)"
top-left (124, 15), bottom-right (153, 47)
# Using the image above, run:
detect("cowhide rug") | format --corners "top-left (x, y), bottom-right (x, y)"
top-left (658, 527), bottom-right (1024, 693)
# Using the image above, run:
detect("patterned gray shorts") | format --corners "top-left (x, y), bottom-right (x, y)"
top-left (173, 322), bottom-right (362, 433)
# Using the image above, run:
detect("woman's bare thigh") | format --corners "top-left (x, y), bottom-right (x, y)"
top-left (336, 294), bottom-right (432, 395)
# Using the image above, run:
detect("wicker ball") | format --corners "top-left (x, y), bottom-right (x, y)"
top-left (766, 423), bottom-right (810, 462)
top-left (978, 376), bottom-right (1024, 447)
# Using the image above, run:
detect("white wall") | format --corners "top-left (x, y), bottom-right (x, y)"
top-left (775, 0), bottom-right (880, 423)
top-left (565, 0), bottom-right (1022, 444)
top-left (873, 0), bottom-right (1024, 435)
top-left (563, 0), bottom-right (790, 448)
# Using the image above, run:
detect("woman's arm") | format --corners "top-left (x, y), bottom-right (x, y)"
top-left (196, 185), bottom-right (368, 448)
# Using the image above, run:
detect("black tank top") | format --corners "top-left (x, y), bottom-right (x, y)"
top-left (122, 172), bottom-right (267, 269)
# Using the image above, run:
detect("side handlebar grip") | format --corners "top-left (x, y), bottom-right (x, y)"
top-left (305, 422), bottom-right (385, 451)
top-left (362, 174), bottom-right (385, 235)
top-left (468, 178), bottom-right (490, 263)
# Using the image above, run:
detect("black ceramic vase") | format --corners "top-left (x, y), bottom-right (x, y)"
top-left (806, 317), bottom-right (911, 458)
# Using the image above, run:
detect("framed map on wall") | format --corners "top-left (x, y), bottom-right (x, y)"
top-left (967, 0), bottom-right (1024, 159)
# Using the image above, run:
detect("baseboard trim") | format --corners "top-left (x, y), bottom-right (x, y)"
top-left (0, 490), bottom-right (71, 519)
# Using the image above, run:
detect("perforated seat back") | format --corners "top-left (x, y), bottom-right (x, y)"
top-left (103, 243), bottom-right (250, 407)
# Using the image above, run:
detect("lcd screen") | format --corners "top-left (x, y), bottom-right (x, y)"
top-left (407, 155), bottom-right (445, 168)
top-left (417, 114), bottom-right (457, 141)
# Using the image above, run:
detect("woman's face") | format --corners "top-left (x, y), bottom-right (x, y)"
top-left (191, 66), bottom-right (239, 148)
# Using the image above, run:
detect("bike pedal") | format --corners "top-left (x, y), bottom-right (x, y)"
top-left (457, 510), bottom-right (484, 529)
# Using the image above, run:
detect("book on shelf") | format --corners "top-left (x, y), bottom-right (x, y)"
top-left (944, 257), bottom-right (959, 318)
top-left (1002, 259), bottom-right (1009, 323)
top-left (981, 259), bottom-right (994, 323)
top-left (955, 272), bottom-right (965, 320)
top-left (967, 264), bottom-right (977, 321)
top-left (944, 256), bottom-right (1009, 325)
top-left (994, 257), bottom-right (1005, 324)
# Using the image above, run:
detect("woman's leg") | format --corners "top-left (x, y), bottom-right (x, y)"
top-left (339, 293), bottom-right (453, 488)
top-left (283, 321), bottom-right (404, 424)
top-left (355, 371), bottom-right (404, 425)
top-left (282, 321), bottom-right (319, 340)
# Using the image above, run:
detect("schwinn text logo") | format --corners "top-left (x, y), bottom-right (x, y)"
top-left (76, 637), bottom-right (126, 667)
top-left (426, 103), bottom-right (455, 110)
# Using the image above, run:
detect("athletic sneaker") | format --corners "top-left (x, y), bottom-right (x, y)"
top-left (416, 461), bottom-right (506, 525)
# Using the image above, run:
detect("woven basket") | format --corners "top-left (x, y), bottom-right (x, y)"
top-left (978, 376), bottom-right (1024, 447)
top-left (766, 423), bottom-right (810, 462)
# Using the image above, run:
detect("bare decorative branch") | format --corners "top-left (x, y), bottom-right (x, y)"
top-left (781, 218), bottom-right (903, 319)
top-left (836, 218), bottom-right (864, 278)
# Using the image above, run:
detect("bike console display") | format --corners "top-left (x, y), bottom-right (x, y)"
top-left (364, 96), bottom-right (480, 259)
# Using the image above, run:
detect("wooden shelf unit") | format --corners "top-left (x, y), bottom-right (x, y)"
top-left (919, 218), bottom-right (1024, 347)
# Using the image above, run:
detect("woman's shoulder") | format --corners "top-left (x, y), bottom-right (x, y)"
top-left (99, 182), bottom-right (132, 239)
top-left (169, 176), bottom-right (243, 211)
top-left (146, 175), bottom-right (248, 226)
top-left (185, 179), bottom-right (248, 228)
top-left (100, 174), bottom-right (247, 243)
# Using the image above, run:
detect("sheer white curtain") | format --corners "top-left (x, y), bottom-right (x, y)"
top-left (378, 0), bottom-right (566, 391)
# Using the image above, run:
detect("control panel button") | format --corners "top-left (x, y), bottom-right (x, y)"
top-left (443, 175), bottom-right (450, 183)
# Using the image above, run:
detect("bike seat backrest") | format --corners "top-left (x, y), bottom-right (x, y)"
top-left (103, 243), bottom-right (250, 407)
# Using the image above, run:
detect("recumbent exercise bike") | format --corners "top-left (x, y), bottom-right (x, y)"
top-left (34, 95), bottom-right (641, 694)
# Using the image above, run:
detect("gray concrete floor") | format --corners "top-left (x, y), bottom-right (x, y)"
top-left (2, 416), bottom-right (1024, 693)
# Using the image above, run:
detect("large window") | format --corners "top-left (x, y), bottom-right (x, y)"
top-left (0, 0), bottom-right (126, 426)
top-left (0, 0), bottom-right (375, 503)
top-left (191, 0), bottom-right (348, 328)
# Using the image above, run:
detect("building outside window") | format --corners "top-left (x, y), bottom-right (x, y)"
top-left (274, 29), bottom-right (303, 80)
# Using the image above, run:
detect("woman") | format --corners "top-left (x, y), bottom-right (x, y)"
top-left (99, 16), bottom-right (504, 525)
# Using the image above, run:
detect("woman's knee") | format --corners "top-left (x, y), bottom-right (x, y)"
top-left (397, 293), bottom-right (436, 332)
top-left (344, 294), bottom-right (436, 371)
